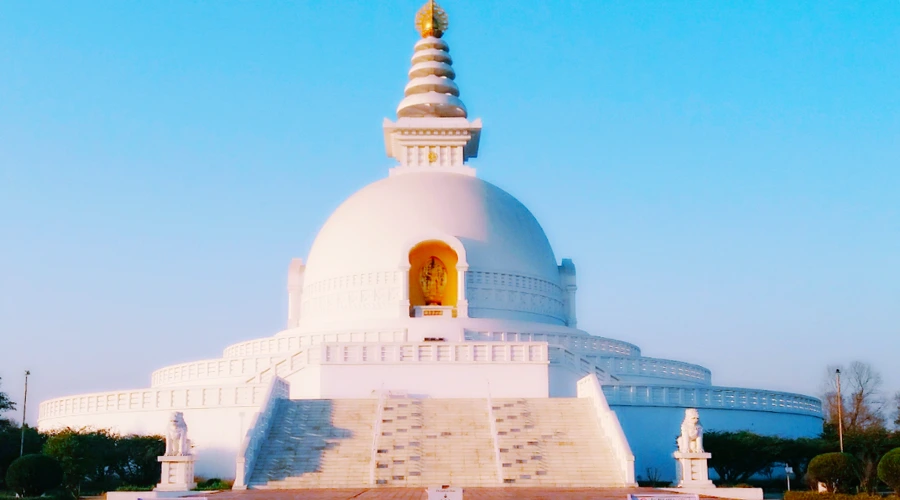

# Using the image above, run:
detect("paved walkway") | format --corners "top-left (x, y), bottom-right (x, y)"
top-left (205, 487), bottom-right (672, 500)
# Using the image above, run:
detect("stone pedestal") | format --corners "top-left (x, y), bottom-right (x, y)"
top-left (156, 455), bottom-right (197, 492)
top-left (674, 451), bottom-right (713, 488)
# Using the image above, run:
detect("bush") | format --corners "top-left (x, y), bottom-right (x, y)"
top-left (784, 493), bottom-right (882, 500)
top-left (195, 477), bottom-right (233, 491)
top-left (115, 484), bottom-right (154, 491)
top-left (807, 452), bottom-right (862, 493)
top-left (878, 447), bottom-right (900, 494)
top-left (4, 454), bottom-right (64, 497)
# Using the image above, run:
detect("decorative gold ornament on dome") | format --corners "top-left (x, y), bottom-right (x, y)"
top-left (419, 256), bottom-right (448, 305)
top-left (415, 0), bottom-right (449, 38)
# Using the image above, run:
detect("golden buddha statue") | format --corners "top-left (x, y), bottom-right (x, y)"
top-left (419, 256), bottom-right (448, 305)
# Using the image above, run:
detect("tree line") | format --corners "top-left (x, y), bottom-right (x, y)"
top-left (705, 361), bottom-right (900, 493)
top-left (1, 377), bottom-right (165, 498)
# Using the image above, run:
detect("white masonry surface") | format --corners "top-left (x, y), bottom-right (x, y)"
top-left (37, 0), bottom-right (823, 485)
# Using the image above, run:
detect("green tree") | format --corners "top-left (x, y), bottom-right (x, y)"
top-left (808, 452), bottom-right (862, 493)
top-left (0, 425), bottom-right (45, 489)
top-left (43, 427), bottom-right (118, 497)
top-left (705, 430), bottom-right (780, 484)
top-left (843, 426), bottom-right (896, 493)
top-left (5, 454), bottom-right (63, 497)
top-left (775, 436), bottom-right (826, 480)
top-left (0, 377), bottom-right (16, 428)
top-left (878, 447), bottom-right (900, 495)
top-left (113, 435), bottom-right (165, 486)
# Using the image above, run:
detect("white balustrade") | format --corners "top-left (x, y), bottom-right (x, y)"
top-left (485, 387), bottom-right (504, 484)
top-left (150, 355), bottom-right (282, 387)
top-left (589, 355), bottom-right (711, 385)
top-left (368, 390), bottom-right (386, 485)
top-left (466, 330), bottom-right (641, 356)
top-left (223, 330), bottom-right (408, 358)
top-left (602, 384), bottom-right (823, 416)
top-left (548, 346), bottom-right (616, 384)
top-left (577, 374), bottom-right (637, 486)
top-left (233, 376), bottom-right (289, 490)
top-left (39, 383), bottom-right (270, 420)
top-left (318, 342), bottom-right (548, 365)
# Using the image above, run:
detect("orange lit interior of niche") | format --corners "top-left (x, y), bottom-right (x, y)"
top-left (408, 240), bottom-right (458, 313)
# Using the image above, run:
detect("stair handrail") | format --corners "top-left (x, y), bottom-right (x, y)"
top-left (485, 381), bottom-right (504, 484)
top-left (233, 376), bottom-right (289, 490)
top-left (576, 373), bottom-right (637, 486)
top-left (369, 386), bottom-right (386, 485)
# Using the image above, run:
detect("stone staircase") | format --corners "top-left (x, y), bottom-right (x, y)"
top-left (374, 398), bottom-right (496, 486)
top-left (248, 399), bottom-right (376, 488)
top-left (492, 398), bottom-right (625, 486)
top-left (246, 397), bottom-right (626, 489)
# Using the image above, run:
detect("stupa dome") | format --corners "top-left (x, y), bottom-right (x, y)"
top-left (299, 172), bottom-right (566, 324)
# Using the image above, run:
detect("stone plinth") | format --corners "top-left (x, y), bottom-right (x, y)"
top-left (674, 451), bottom-right (713, 488)
top-left (156, 455), bottom-right (197, 492)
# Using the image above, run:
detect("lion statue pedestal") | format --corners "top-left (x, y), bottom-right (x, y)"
top-left (155, 412), bottom-right (197, 492)
top-left (673, 408), bottom-right (713, 488)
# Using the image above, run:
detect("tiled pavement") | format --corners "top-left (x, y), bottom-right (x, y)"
top-left (206, 487), bottom-right (674, 500)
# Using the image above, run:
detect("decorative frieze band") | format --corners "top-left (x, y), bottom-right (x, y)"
top-left (466, 271), bottom-right (566, 322)
top-left (301, 270), bottom-right (406, 318)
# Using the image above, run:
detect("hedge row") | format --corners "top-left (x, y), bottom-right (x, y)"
top-left (784, 493), bottom-right (884, 500)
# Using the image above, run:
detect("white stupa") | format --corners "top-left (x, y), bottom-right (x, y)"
top-left (39, 0), bottom-right (823, 488)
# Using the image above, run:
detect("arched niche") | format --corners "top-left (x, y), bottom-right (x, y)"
top-left (408, 240), bottom-right (459, 314)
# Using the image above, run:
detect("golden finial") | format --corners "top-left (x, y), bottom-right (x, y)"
top-left (415, 0), bottom-right (449, 38)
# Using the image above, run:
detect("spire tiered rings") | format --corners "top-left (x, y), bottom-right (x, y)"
top-left (384, 0), bottom-right (482, 174)
top-left (397, 1), bottom-right (467, 119)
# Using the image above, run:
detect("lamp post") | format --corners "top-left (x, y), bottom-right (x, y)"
top-left (19, 370), bottom-right (30, 457)
top-left (835, 369), bottom-right (844, 453)
top-left (785, 465), bottom-right (793, 491)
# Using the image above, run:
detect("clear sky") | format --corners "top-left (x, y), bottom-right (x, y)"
top-left (1, 0), bottom-right (898, 425)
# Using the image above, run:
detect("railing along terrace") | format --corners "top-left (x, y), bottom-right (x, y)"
top-left (603, 385), bottom-right (823, 416)
top-left (233, 376), bottom-right (289, 490)
top-left (464, 331), bottom-right (641, 357)
top-left (548, 346), bottom-right (617, 384)
top-left (577, 374), bottom-right (636, 486)
top-left (151, 355), bottom-right (282, 387)
top-left (319, 342), bottom-right (548, 364)
top-left (39, 383), bottom-right (270, 420)
top-left (223, 330), bottom-right (408, 358)
top-left (588, 355), bottom-right (712, 385)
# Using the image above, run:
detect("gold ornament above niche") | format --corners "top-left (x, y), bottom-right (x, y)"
top-left (415, 0), bottom-right (449, 38)
top-left (419, 256), bottom-right (448, 305)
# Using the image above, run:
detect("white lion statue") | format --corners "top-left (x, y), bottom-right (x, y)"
top-left (677, 408), bottom-right (704, 453)
top-left (164, 411), bottom-right (191, 456)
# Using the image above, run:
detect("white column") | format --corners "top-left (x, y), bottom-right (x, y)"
top-left (399, 266), bottom-right (411, 317)
top-left (456, 265), bottom-right (468, 318)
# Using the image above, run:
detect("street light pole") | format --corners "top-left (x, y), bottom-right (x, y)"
top-left (19, 370), bottom-right (30, 457)
top-left (835, 369), bottom-right (844, 453)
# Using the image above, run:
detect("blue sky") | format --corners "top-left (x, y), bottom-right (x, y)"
top-left (1, 0), bottom-right (898, 424)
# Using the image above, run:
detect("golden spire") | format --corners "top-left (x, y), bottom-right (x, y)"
top-left (415, 0), bottom-right (449, 38)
